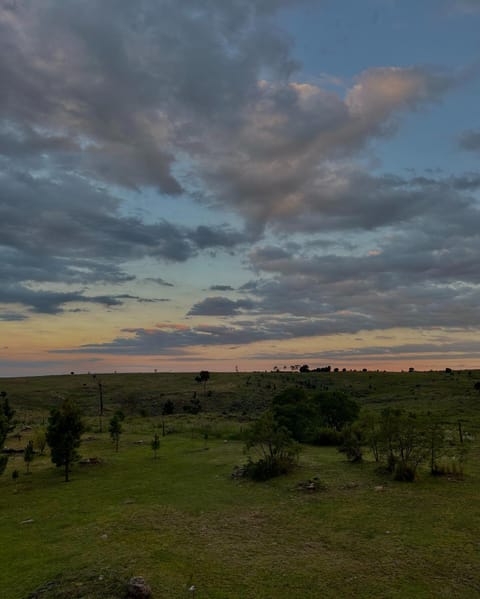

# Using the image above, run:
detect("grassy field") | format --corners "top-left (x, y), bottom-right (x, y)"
top-left (0, 370), bottom-right (479, 598)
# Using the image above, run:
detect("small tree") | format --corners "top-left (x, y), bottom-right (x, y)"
top-left (162, 400), bottom-right (174, 415)
top-left (109, 415), bottom-right (122, 452)
top-left (151, 433), bottom-right (160, 459)
top-left (195, 371), bottom-right (210, 397)
top-left (378, 409), bottom-right (428, 481)
top-left (46, 399), bottom-right (85, 482)
top-left (33, 427), bottom-right (47, 455)
top-left (244, 411), bottom-right (299, 480)
top-left (358, 411), bottom-right (381, 462)
top-left (2, 393), bottom-right (15, 431)
top-left (24, 440), bottom-right (34, 474)
top-left (0, 412), bottom-right (8, 475)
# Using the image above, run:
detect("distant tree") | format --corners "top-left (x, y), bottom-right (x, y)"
top-left (97, 381), bottom-right (104, 432)
top-left (2, 393), bottom-right (15, 431)
top-left (151, 433), bottom-right (160, 459)
top-left (299, 364), bottom-right (310, 373)
top-left (162, 400), bottom-right (174, 415)
top-left (109, 415), bottom-right (122, 452)
top-left (33, 427), bottom-right (47, 455)
top-left (424, 416), bottom-right (448, 475)
top-left (46, 399), bottom-right (85, 482)
top-left (0, 412), bottom-right (8, 475)
top-left (24, 440), bottom-right (34, 474)
top-left (474, 382), bottom-right (480, 392)
top-left (183, 398), bottom-right (201, 414)
top-left (12, 469), bottom-right (19, 489)
top-left (195, 371), bottom-right (210, 397)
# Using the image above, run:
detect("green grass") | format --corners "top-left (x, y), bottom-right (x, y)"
top-left (1, 371), bottom-right (480, 598)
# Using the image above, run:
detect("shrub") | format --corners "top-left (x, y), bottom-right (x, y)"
top-left (243, 410), bottom-right (299, 481)
top-left (310, 427), bottom-right (344, 446)
top-left (393, 462), bottom-right (416, 482)
top-left (244, 454), bottom-right (297, 481)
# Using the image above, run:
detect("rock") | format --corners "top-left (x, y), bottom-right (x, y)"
top-left (79, 457), bottom-right (102, 465)
top-left (297, 478), bottom-right (325, 492)
top-left (374, 485), bottom-right (386, 492)
top-left (127, 576), bottom-right (152, 598)
top-left (231, 465), bottom-right (247, 479)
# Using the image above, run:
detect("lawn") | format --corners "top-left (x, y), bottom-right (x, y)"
top-left (0, 371), bottom-right (479, 598)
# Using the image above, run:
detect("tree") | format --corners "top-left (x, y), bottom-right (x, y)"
top-left (357, 411), bottom-right (381, 462)
top-left (244, 410), bottom-right (299, 480)
top-left (151, 433), bottom-right (160, 459)
top-left (2, 392), bottom-right (15, 431)
top-left (195, 370), bottom-right (210, 397)
top-left (377, 409), bottom-right (429, 481)
top-left (24, 440), bottom-right (34, 474)
top-left (314, 391), bottom-right (360, 431)
top-left (46, 399), bottom-right (85, 482)
top-left (0, 412), bottom-right (8, 476)
top-left (0, 392), bottom-right (14, 476)
top-left (162, 400), bottom-right (174, 415)
top-left (271, 388), bottom-right (316, 443)
top-left (33, 427), bottom-right (47, 455)
top-left (109, 414), bottom-right (122, 452)
top-left (97, 380), bottom-right (104, 432)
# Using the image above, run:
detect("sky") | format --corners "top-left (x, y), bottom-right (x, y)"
top-left (1, 0), bottom-right (480, 376)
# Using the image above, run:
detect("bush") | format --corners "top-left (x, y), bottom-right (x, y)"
top-left (393, 462), bottom-right (416, 482)
top-left (339, 425), bottom-right (363, 462)
top-left (310, 427), bottom-right (344, 446)
top-left (244, 455), bottom-right (297, 481)
top-left (0, 454), bottom-right (8, 476)
top-left (431, 458), bottom-right (464, 478)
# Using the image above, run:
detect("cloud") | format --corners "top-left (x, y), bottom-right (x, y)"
top-left (146, 278), bottom-right (175, 287)
top-left (459, 129), bottom-right (480, 151)
top-left (197, 68), bottom-right (458, 233)
top-left (0, 0), bottom-right (298, 193)
top-left (1, 0), bottom-right (478, 356)
top-left (188, 296), bottom-right (255, 316)
top-left (209, 285), bottom-right (235, 291)
top-left (448, 0), bottom-right (480, 14)
top-left (0, 311), bottom-right (27, 322)
top-left (0, 169), bottom-right (248, 311)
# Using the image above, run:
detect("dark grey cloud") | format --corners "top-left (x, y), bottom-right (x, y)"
top-left (0, 284), bottom-right (123, 314)
top-left (0, 311), bottom-right (27, 322)
top-left (459, 129), bottom-right (480, 151)
top-left (0, 284), bottom-right (172, 315)
top-left (209, 285), bottom-right (235, 291)
top-left (0, 169), bottom-right (248, 312)
top-left (0, 0), bottom-right (298, 193)
top-left (146, 278), bottom-right (175, 287)
top-left (188, 296), bottom-right (255, 316)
